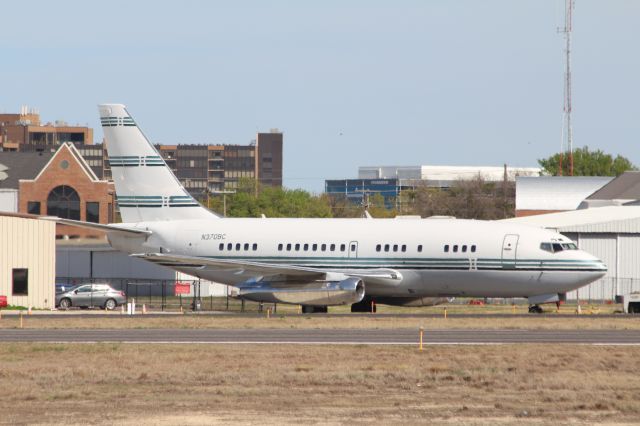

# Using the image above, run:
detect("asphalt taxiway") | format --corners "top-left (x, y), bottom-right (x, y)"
top-left (1, 328), bottom-right (640, 345)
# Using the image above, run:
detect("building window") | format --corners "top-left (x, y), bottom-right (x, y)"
top-left (12, 268), bottom-right (28, 296)
top-left (27, 201), bottom-right (41, 215)
top-left (86, 202), bottom-right (100, 223)
top-left (47, 185), bottom-right (80, 220)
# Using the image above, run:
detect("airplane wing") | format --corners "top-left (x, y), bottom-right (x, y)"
top-left (134, 253), bottom-right (402, 286)
top-left (40, 217), bottom-right (152, 237)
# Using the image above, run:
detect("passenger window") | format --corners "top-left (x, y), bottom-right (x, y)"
top-left (303, 243), bottom-right (309, 251)
top-left (286, 243), bottom-right (292, 251)
top-left (227, 243), bottom-right (232, 251)
top-left (340, 244), bottom-right (346, 252)
top-left (471, 245), bottom-right (476, 253)
top-left (321, 244), bottom-right (326, 251)
top-left (462, 245), bottom-right (467, 253)
top-left (376, 244), bottom-right (381, 252)
top-left (453, 245), bottom-right (458, 253)
top-left (295, 243), bottom-right (300, 251)
top-left (417, 245), bottom-right (422, 253)
top-left (384, 244), bottom-right (390, 252)
top-left (330, 244), bottom-right (336, 252)
top-left (393, 244), bottom-right (398, 252)
top-left (312, 244), bottom-right (318, 251)
top-left (444, 245), bottom-right (449, 253)
top-left (219, 243), bottom-right (224, 251)
top-left (252, 243), bottom-right (258, 251)
top-left (351, 244), bottom-right (356, 252)
top-left (278, 243), bottom-right (283, 251)
top-left (244, 243), bottom-right (249, 251)
top-left (235, 243), bottom-right (241, 251)
top-left (401, 245), bottom-right (406, 252)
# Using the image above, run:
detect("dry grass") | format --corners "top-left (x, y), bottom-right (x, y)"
top-left (0, 344), bottom-right (638, 425)
top-left (1, 314), bottom-right (640, 330)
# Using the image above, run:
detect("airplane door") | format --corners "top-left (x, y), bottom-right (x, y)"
top-left (501, 234), bottom-right (519, 269)
top-left (348, 241), bottom-right (358, 258)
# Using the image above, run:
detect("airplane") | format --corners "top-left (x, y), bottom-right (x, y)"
top-left (51, 104), bottom-right (607, 314)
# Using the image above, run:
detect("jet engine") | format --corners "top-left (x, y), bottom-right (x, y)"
top-left (237, 277), bottom-right (365, 306)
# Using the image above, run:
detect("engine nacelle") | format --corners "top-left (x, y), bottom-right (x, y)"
top-left (238, 278), bottom-right (365, 306)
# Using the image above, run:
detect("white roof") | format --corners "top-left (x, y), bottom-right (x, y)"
top-left (516, 176), bottom-right (612, 211)
top-left (503, 206), bottom-right (640, 233)
top-left (359, 165), bottom-right (541, 182)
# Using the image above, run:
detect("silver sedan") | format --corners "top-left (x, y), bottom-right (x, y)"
top-left (56, 284), bottom-right (126, 310)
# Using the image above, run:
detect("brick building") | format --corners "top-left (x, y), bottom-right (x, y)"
top-left (18, 143), bottom-right (115, 239)
top-left (0, 106), bottom-right (93, 152)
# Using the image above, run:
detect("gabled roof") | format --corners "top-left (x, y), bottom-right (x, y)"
top-left (31, 142), bottom-right (99, 182)
top-left (515, 176), bottom-right (613, 211)
top-left (586, 171), bottom-right (640, 201)
top-left (503, 205), bottom-right (640, 233)
top-left (0, 151), bottom-right (55, 189)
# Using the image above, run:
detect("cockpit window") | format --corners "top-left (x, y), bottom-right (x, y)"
top-left (540, 243), bottom-right (553, 253)
top-left (541, 242), bottom-right (578, 253)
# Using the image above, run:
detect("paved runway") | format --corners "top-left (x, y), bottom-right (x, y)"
top-left (1, 328), bottom-right (640, 345)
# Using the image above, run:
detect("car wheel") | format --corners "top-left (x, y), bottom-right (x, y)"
top-left (104, 299), bottom-right (117, 311)
top-left (59, 298), bottom-right (71, 310)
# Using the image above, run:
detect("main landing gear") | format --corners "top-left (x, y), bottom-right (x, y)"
top-left (528, 304), bottom-right (544, 314)
top-left (350, 298), bottom-right (376, 313)
top-left (301, 305), bottom-right (328, 314)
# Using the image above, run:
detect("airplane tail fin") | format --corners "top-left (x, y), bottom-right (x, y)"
top-left (98, 104), bottom-right (218, 223)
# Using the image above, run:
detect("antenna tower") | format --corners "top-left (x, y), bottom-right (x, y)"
top-left (559, 0), bottom-right (575, 176)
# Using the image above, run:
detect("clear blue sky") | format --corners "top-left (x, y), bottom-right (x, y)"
top-left (1, 1), bottom-right (638, 192)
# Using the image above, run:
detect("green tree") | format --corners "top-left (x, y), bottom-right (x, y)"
top-left (208, 179), bottom-right (332, 218)
top-left (538, 147), bottom-right (637, 176)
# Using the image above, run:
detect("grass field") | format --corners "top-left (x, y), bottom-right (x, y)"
top-left (1, 313), bottom-right (639, 330)
top-left (1, 343), bottom-right (638, 425)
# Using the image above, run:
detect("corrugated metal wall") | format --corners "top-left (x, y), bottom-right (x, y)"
top-left (564, 232), bottom-right (640, 300)
top-left (0, 216), bottom-right (55, 308)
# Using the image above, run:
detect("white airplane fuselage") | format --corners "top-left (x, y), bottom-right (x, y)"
top-left (109, 216), bottom-right (606, 299)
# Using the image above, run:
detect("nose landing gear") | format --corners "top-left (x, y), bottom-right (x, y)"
top-left (528, 304), bottom-right (544, 314)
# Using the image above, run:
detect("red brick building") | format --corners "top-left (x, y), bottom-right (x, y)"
top-left (18, 143), bottom-right (115, 239)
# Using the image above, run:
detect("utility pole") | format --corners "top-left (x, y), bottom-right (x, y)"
top-left (208, 189), bottom-right (236, 217)
top-left (559, 0), bottom-right (575, 176)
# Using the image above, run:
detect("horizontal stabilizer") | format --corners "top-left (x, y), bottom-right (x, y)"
top-left (40, 217), bottom-right (152, 237)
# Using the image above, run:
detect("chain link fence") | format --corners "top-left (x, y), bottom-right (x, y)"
top-left (55, 277), bottom-right (286, 313)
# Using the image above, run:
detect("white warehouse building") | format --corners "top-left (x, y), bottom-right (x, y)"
top-left (506, 206), bottom-right (640, 300)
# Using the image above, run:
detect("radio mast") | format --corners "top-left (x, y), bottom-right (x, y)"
top-left (559, 0), bottom-right (575, 176)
